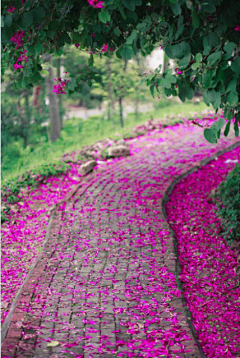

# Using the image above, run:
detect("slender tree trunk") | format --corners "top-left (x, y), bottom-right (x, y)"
top-left (106, 59), bottom-right (114, 121)
top-left (43, 54), bottom-right (61, 142)
top-left (119, 97), bottom-right (124, 128)
top-left (23, 92), bottom-right (31, 147)
top-left (57, 56), bottom-right (63, 128)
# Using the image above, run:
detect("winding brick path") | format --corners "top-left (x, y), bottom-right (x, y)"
top-left (2, 125), bottom-right (238, 358)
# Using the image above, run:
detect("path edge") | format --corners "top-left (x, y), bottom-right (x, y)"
top-left (1, 178), bottom-right (88, 345)
top-left (162, 141), bottom-right (240, 358)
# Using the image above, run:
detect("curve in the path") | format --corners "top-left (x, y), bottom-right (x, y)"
top-left (1, 122), bottom-right (239, 358)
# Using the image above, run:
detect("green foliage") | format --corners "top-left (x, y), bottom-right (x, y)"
top-left (2, 0), bottom-right (239, 143)
top-left (216, 164), bottom-right (240, 242)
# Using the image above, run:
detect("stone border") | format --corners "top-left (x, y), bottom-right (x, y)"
top-left (162, 141), bottom-right (240, 358)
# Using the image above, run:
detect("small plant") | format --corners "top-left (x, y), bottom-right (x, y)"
top-left (216, 164), bottom-right (240, 242)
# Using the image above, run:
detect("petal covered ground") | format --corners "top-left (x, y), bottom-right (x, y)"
top-left (1, 116), bottom-right (240, 358)
top-left (166, 147), bottom-right (240, 358)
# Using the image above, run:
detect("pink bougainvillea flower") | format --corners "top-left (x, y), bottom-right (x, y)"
top-left (13, 63), bottom-right (23, 71)
top-left (75, 43), bottom-right (80, 48)
top-left (88, 0), bottom-right (104, 9)
top-left (101, 43), bottom-right (108, 52)
top-left (53, 76), bottom-right (70, 94)
top-left (7, 6), bottom-right (16, 12)
top-left (10, 30), bottom-right (25, 49)
top-left (234, 24), bottom-right (240, 31)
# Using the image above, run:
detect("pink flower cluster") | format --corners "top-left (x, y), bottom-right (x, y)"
top-left (10, 30), bottom-right (25, 49)
top-left (13, 49), bottom-right (29, 71)
top-left (88, 0), bottom-right (104, 8)
top-left (101, 43), bottom-right (108, 52)
top-left (7, 5), bottom-right (16, 12)
top-left (53, 73), bottom-right (70, 94)
top-left (234, 24), bottom-right (240, 31)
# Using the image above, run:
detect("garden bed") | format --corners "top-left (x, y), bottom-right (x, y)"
top-left (166, 146), bottom-right (240, 358)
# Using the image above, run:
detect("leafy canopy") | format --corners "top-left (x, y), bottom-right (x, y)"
top-left (2, 0), bottom-right (240, 142)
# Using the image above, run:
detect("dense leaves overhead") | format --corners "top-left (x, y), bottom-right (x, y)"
top-left (1, 0), bottom-right (240, 141)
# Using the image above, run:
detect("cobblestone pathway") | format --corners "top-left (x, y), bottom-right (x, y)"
top-left (2, 126), bottom-right (238, 358)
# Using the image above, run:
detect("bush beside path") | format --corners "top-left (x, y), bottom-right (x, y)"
top-left (1, 118), bottom-right (240, 358)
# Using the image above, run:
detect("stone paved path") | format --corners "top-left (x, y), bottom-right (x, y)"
top-left (2, 125), bottom-right (239, 358)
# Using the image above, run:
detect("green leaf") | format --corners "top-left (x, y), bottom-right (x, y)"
top-left (207, 51), bottom-right (221, 66)
top-left (119, 6), bottom-right (126, 19)
top-left (175, 23), bottom-right (184, 39)
top-left (192, 10), bottom-right (200, 28)
top-left (5, 15), bottom-right (13, 27)
top-left (33, 7), bottom-right (46, 22)
top-left (226, 92), bottom-right (238, 106)
top-left (234, 118), bottom-right (239, 137)
top-left (123, 0), bottom-right (135, 11)
top-left (113, 27), bottom-right (121, 37)
top-left (150, 84), bottom-right (155, 97)
top-left (1, 16), bottom-right (4, 28)
top-left (126, 30), bottom-right (137, 44)
top-left (226, 78), bottom-right (237, 93)
top-left (206, 90), bottom-right (221, 110)
top-left (170, 3), bottom-right (182, 15)
top-left (179, 84), bottom-right (193, 102)
top-left (98, 10), bottom-right (110, 23)
top-left (178, 55), bottom-right (190, 67)
top-left (68, 78), bottom-right (77, 91)
top-left (202, 2), bottom-right (216, 13)
top-left (195, 53), bottom-right (202, 63)
top-left (20, 11), bottom-right (33, 29)
top-left (191, 63), bottom-right (199, 71)
top-left (202, 72), bottom-right (212, 88)
top-left (224, 121), bottom-right (231, 137)
top-left (34, 43), bottom-right (44, 56)
top-left (204, 128), bottom-right (217, 143)
top-left (223, 42), bottom-right (236, 60)
top-left (231, 58), bottom-right (240, 74)
top-left (119, 45), bottom-right (134, 59)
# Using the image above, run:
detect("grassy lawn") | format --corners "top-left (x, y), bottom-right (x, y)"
top-left (2, 98), bottom-right (208, 181)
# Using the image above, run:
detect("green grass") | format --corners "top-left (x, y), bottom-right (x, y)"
top-left (2, 98), bottom-right (208, 182)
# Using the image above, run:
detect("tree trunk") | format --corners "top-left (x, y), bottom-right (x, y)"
top-left (106, 59), bottom-right (114, 121)
top-left (43, 53), bottom-right (61, 142)
top-left (57, 56), bottom-right (63, 128)
top-left (119, 97), bottom-right (124, 128)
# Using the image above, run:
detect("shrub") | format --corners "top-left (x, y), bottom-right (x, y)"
top-left (216, 164), bottom-right (240, 242)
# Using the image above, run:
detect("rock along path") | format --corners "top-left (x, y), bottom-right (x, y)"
top-left (1, 121), bottom-right (239, 358)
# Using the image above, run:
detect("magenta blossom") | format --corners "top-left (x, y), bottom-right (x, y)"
top-left (13, 50), bottom-right (29, 71)
top-left (13, 63), bottom-right (23, 71)
top-left (175, 68), bottom-right (183, 75)
top-left (7, 6), bottom-right (16, 12)
top-left (101, 43), bottom-right (108, 52)
top-left (88, 0), bottom-right (104, 8)
top-left (234, 25), bottom-right (240, 31)
top-left (53, 76), bottom-right (70, 94)
top-left (75, 43), bottom-right (80, 48)
top-left (10, 30), bottom-right (25, 49)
